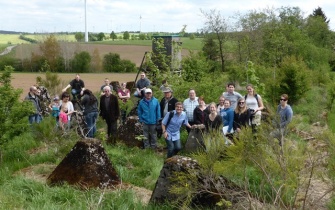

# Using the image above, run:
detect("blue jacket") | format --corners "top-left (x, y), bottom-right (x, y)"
top-left (138, 97), bottom-right (161, 125)
top-left (277, 104), bottom-right (293, 128)
top-left (220, 107), bottom-right (234, 132)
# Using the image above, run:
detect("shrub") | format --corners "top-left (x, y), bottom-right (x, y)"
top-left (277, 56), bottom-right (311, 105)
top-left (103, 53), bottom-right (136, 72)
top-left (70, 51), bottom-right (91, 73)
top-left (0, 66), bottom-right (34, 145)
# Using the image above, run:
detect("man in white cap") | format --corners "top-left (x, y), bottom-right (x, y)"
top-left (138, 88), bottom-right (161, 149)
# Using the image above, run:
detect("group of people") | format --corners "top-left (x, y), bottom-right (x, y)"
top-left (25, 72), bottom-right (293, 158)
top-left (26, 74), bottom-right (130, 142)
top-left (136, 80), bottom-right (293, 158)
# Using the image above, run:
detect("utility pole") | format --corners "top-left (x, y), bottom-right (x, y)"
top-left (84, 0), bottom-right (88, 42)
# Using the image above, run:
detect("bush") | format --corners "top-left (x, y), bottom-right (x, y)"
top-left (277, 56), bottom-right (311, 105)
top-left (0, 66), bottom-right (34, 145)
top-left (103, 53), bottom-right (136, 72)
top-left (70, 51), bottom-right (91, 73)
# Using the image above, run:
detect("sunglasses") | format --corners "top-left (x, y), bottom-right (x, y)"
top-left (280, 98), bottom-right (287, 101)
top-left (238, 102), bottom-right (245, 104)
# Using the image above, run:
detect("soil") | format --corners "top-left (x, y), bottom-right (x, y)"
top-left (12, 72), bottom-right (137, 100)
top-left (14, 43), bottom-right (190, 67)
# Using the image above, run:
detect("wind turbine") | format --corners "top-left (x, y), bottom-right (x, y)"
top-left (84, 0), bottom-right (88, 42)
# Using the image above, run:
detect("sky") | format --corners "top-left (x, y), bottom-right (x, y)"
top-left (1, 0), bottom-right (335, 33)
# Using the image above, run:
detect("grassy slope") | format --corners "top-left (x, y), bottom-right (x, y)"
top-left (0, 117), bottom-right (171, 209)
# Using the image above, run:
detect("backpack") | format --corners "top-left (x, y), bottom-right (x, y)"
top-left (165, 111), bottom-right (175, 128)
top-left (156, 111), bottom-right (174, 138)
top-left (245, 94), bottom-right (259, 107)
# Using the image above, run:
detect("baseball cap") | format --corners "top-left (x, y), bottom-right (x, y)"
top-left (145, 88), bottom-right (152, 93)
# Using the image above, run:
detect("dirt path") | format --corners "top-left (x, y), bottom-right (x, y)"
top-left (0, 45), bottom-right (16, 56)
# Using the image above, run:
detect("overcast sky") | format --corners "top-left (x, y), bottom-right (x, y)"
top-left (1, 0), bottom-right (334, 33)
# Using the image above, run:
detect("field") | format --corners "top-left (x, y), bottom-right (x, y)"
top-left (14, 43), bottom-right (154, 66)
top-left (12, 72), bottom-right (137, 100)
top-left (0, 34), bottom-right (77, 45)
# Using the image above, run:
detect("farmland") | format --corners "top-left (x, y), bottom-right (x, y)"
top-left (12, 72), bottom-right (137, 100)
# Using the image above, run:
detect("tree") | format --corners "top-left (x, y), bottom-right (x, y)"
top-left (278, 56), bottom-right (311, 105)
top-left (311, 6), bottom-right (330, 24)
top-left (179, 25), bottom-right (187, 37)
top-left (39, 34), bottom-right (61, 72)
top-left (201, 9), bottom-right (230, 72)
top-left (70, 51), bottom-right (91, 73)
top-left (123, 31), bottom-right (130, 40)
top-left (91, 48), bottom-right (102, 72)
top-left (0, 66), bottom-right (33, 144)
top-left (139, 33), bottom-right (146, 40)
top-left (103, 52), bottom-right (136, 72)
top-left (97, 32), bottom-right (105, 41)
top-left (181, 51), bottom-right (210, 82)
top-left (202, 35), bottom-right (219, 61)
top-left (110, 31), bottom-right (117, 41)
top-left (74, 32), bottom-right (84, 42)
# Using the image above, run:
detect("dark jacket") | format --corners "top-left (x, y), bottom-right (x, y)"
top-left (160, 96), bottom-right (178, 118)
top-left (99, 94), bottom-right (120, 122)
top-left (233, 109), bottom-right (251, 130)
top-left (193, 106), bottom-right (209, 124)
top-left (204, 114), bottom-right (223, 133)
top-left (81, 94), bottom-right (98, 115)
top-left (25, 92), bottom-right (42, 114)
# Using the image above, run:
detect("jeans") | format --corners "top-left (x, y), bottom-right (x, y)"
top-left (71, 89), bottom-right (81, 100)
top-left (143, 124), bottom-right (157, 149)
top-left (165, 139), bottom-right (181, 158)
top-left (85, 112), bottom-right (98, 138)
top-left (29, 114), bottom-right (42, 124)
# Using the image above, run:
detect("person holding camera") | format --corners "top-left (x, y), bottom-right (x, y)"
top-left (245, 84), bottom-right (264, 128)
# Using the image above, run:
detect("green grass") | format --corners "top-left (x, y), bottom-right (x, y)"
top-left (0, 115), bottom-right (173, 209)
top-left (0, 34), bottom-right (29, 45)
top-left (95, 37), bottom-right (203, 50)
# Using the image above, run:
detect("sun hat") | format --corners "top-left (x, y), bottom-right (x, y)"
top-left (162, 87), bottom-right (173, 93)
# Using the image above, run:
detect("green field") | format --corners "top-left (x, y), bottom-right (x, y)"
top-left (0, 33), bottom-right (203, 51)
top-left (0, 34), bottom-right (76, 45)
top-left (0, 34), bottom-right (29, 45)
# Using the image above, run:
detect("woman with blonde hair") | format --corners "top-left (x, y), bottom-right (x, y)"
top-left (205, 102), bottom-right (222, 133)
top-left (233, 98), bottom-right (251, 133)
top-left (245, 84), bottom-right (264, 127)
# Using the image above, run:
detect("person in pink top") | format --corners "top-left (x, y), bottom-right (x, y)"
top-left (59, 106), bottom-right (69, 131)
top-left (118, 82), bottom-right (130, 124)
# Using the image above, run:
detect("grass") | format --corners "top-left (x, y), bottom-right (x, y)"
top-left (0, 33), bottom-right (203, 51)
top-left (0, 114), bottom-right (176, 209)
top-left (95, 37), bottom-right (203, 50)
top-left (0, 34), bottom-right (76, 45)
top-left (0, 34), bottom-right (29, 45)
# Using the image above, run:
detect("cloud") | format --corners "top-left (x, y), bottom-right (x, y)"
top-left (0, 0), bottom-right (334, 33)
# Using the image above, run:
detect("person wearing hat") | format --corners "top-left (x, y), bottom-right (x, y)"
top-left (138, 88), bottom-right (161, 149)
top-left (160, 87), bottom-right (178, 118)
